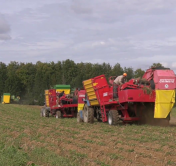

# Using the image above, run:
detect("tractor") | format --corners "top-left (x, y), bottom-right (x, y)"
top-left (41, 85), bottom-right (85, 118)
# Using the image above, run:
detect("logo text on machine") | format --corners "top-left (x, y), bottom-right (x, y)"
top-left (79, 95), bottom-right (85, 97)
top-left (103, 92), bottom-right (108, 97)
top-left (159, 79), bottom-right (174, 83)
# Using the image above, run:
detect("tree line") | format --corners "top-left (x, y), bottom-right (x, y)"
top-left (0, 60), bottom-right (165, 105)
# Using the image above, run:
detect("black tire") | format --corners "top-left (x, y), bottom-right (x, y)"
top-left (46, 109), bottom-right (49, 117)
top-left (83, 104), bottom-right (94, 123)
top-left (40, 108), bottom-right (44, 117)
top-left (56, 111), bottom-right (62, 119)
top-left (108, 110), bottom-right (119, 125)
top-left (77, 111), bottom-right (83, 123)
top-left (95, 108), bottom-right (102, 122)
top-left (43, 108), bottom-right (49, 117)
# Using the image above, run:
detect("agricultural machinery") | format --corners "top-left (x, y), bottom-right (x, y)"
top-left (1, 93), bottom-right (20, 104)
top-left (77, 67), bottom-right (176, 126)
top-left (41, 85), bottom-right (85, 118)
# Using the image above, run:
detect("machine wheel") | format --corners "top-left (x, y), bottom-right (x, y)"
top-left (108, 110), bottom-right (119, 125)
top-left (56, 111), bottom-right (62, 118)
top-left (40, 108), bottom-right (44, 117)
top-left (83, 104), bottom-right (94, 123)
top-left (95, 108), bottom-right (101, 122)
top-left (43, 108), bottom-right (49, 117)
top-left (77, 111), bottom-right (83, 123)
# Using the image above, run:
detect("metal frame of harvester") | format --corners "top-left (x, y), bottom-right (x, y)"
top-left (77, 67), bottom-right (176, 126)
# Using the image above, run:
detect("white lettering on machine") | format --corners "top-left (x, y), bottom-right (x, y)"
top-left (159, 79), bottom-right (174, 83)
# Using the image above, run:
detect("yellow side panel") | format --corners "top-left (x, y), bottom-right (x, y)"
top-left (86, 88), bottom-right (95, 93)
top-left (4, 95), bottom-right (10, 104)
top-left (78, 104), bottom-right (84, 112)
top-left (154, 90), bottom-right (175, 118)
top-left (87, 91), bottom-right (96, 100)
top-left (85, 84), bottom-right (94, 89)
top-left (45, 90), bottom-right (49, 107)
top-left (83, 79), bottom-right (92, 85)
top-left (45, 95), bottom-right (49, 107)
top-left (89, 95), bottom-right (97, 100)
top-left (56, 89), bottom-right (70, 95)
top-left (87, 91), bottom-right (96, 96)
top-left (90, 100), bottom-right (99, 106)
top-left (83, 79), bottom-right (99, 106)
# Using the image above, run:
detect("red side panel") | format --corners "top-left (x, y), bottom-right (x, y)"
top-left (92, 75), bottom-right (113, 104)
top-left (49, 89), bottom-right (57, 107)
top-left (97, 86), bottom-right (112, 104)
top-left (142, 68), bottom-right (153, 81)
top-left (78, 90), bottom-right (86, 104)
top-left (118, 89), bottom-right (155, 103)
top-left (92, 75), bottom-right (108, 88)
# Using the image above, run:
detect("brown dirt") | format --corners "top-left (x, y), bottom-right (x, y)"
top-left (10, 124), bottom-right (176, 166)
top-left (169, 117), bottom-right (176, 126)
top-left (1, 104), bottom-right (176, 166)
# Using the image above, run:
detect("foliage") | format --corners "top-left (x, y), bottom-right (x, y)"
top-left (151, 63), bottom-right (164, 68)
top-left (123, 67), bottom-right (134, 81)
top-left (142, 86), bottom-right (153, 95)
top-left (0, 61), bottom-right (171, 105)
top-left (134, 68), bottom-right (145, 78)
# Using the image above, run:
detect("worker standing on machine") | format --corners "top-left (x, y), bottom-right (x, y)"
top-left (113, 73), bottom-right (127, 98)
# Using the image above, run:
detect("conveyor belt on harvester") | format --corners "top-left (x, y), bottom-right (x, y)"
top-left (83, 79), bottom-right (99, 106)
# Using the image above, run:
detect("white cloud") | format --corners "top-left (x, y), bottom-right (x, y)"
top-left (0, 13), bottom-right (11, 40)
top-left (0, 0), bottom-right (176, 74)
top-left (171, 62), bottom-right (176, 68)
top-left (160, 62), bottom-right (168, 67)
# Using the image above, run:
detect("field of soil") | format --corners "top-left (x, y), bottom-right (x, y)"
top-left (0, 104), bottom-right (176, 166)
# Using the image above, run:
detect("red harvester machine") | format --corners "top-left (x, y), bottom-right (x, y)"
top-left (41, 85), bottom-right (85, 118)
top-left (77, 67), bottom-right (176, 126)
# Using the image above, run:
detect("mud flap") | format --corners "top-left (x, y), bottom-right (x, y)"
top-left (78, 104), bottom-right (84, 112)
top-left (154, 90), bottom-right (175, 118)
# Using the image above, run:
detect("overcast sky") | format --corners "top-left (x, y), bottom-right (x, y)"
top-left (0, 0), bottom-right (176, 72)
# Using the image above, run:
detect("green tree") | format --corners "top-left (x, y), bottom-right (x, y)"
top-left (62, 59), bottom-right (79, 87)
top-left (134, 68), bottom-right (145, 78)
top-left (151, 63), bottom-right (164, 68)
top-left (16, 62), bottom-right (36, 104)
top-left (55, 61), bottom-right (63, 84)
top-left (111, 63), bottom-right (124, 77)
top-left (101, 63), bottom-right (112, 79)
top-left (91, 63), bottom-right (104, 77)
top-left (1, 60), bottom-right (165, 105)
top-left (123, 67), bottom-right (134, 81)
top-left (5, 61), bottom-right (22, 96)
top-left (74, 62), bottom-right (86, 88)
top-left (0, 62), bottom-right (7, 97)
top-left (33, 61), bottom-right (49, 105)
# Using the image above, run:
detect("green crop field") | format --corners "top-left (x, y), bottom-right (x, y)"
top-left (0, 104), bottom-right (176, 166)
